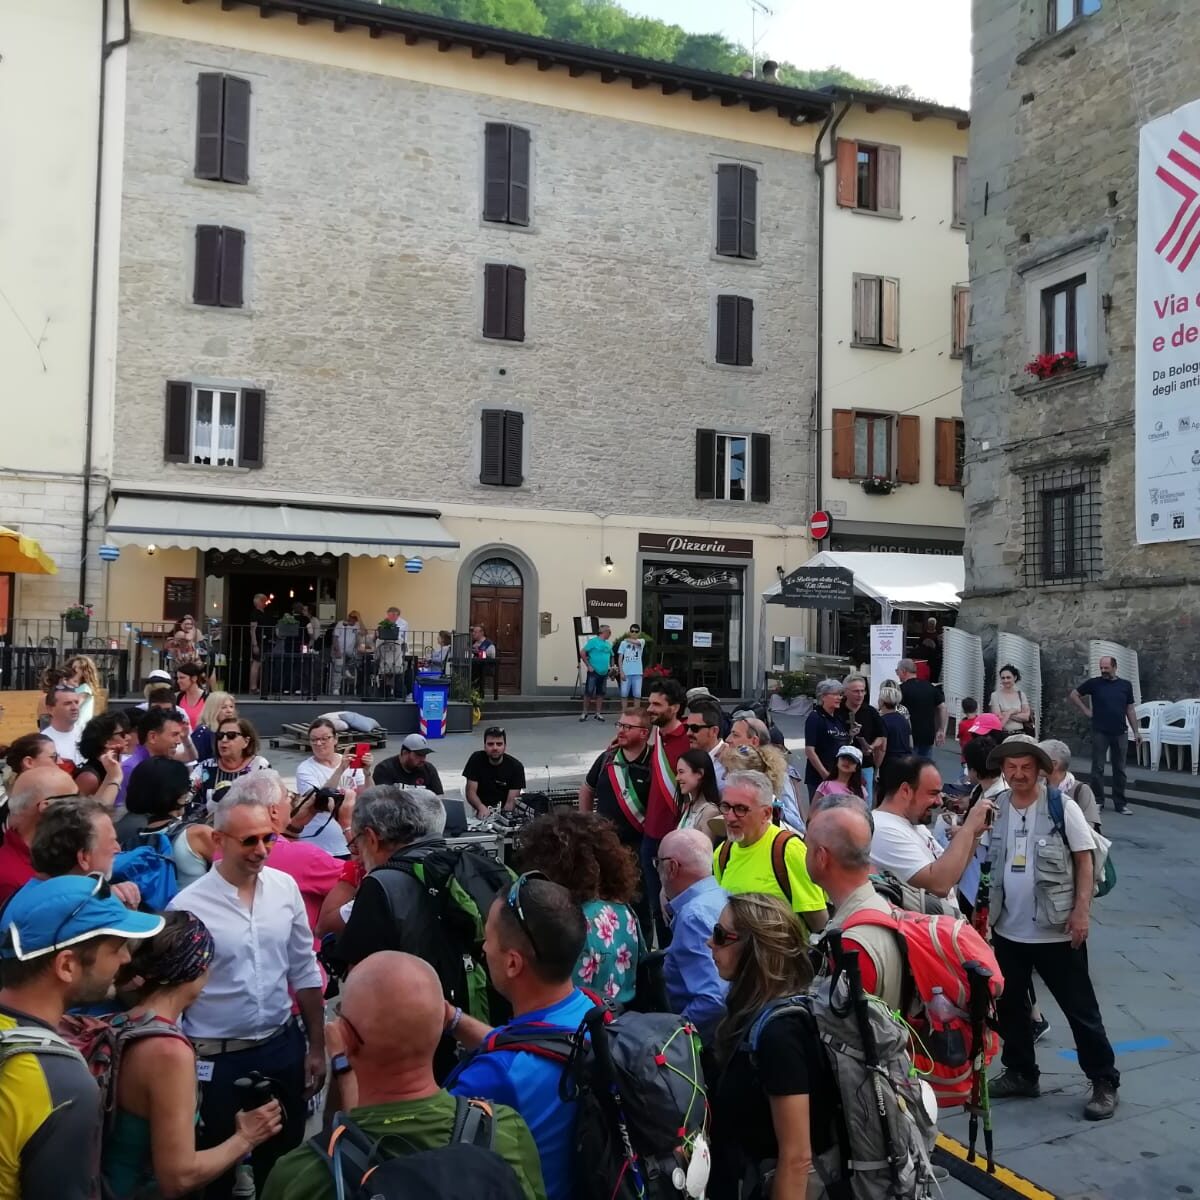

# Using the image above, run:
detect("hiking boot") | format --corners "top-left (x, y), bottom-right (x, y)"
top-left (1032, 1015), bottom-right (1051, 1043)
top-left (1084, 1081), bottom-right (1118, 1121)
top-left (989, 1070), bottom-right (1040, 1099)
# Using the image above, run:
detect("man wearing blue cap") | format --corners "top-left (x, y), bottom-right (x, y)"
top-left (0, 873), bottom-right (162, 1200)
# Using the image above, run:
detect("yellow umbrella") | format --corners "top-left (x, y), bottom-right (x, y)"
top-left (0, 526), bottom-right (58, 575)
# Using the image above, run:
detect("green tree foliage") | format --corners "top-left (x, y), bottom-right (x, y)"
top-left (384, 0), bottom-right (902, 93)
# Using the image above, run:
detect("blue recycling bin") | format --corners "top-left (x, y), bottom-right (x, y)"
top-left (413, 670), bottom-right (450, 739)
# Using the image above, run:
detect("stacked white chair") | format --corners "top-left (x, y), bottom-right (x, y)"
top-left (1157, 701), bottom-right (1200, 773)
top-left (996, 632), bottom-right (1042, 738)
top-left (1131, 701), bottom-right (1171, 768)
top-left (1087, 640), bottom-right (1142, 705)
top-left (942, 626), bottom-right (985, 726)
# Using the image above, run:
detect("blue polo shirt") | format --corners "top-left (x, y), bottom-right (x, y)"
top-left (1077, 676), bottom-right (1135, 736)
top-left (582, 637), bottom-right (613, 675)
top-left (447, 989), bottom-right (595, 1200)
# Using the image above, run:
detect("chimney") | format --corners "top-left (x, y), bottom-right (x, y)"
top-left (761, 60), bottom-right (779, 81)
top-left (739, 68), bottom-right (755, 79)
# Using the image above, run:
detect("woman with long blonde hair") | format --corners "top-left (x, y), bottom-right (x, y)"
top-left (63, 655), bottom-right (102, 726)
top-left (708, 893), bottom-right (834, 1200)
top-left (719, 742), bottom-right (790, 813)
top-left (191, 691), bottom-right (237, 762)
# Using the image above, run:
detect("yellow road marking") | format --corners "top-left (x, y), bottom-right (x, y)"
top-left (936, 1133), bottom-right (1060, 1200)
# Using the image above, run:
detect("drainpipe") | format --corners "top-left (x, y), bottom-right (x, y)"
top-left (80, 0), bottom-right (131, 605)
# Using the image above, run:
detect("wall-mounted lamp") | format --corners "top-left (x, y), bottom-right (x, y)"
top-left (775, 564), bottom-right (784, 578)
top-left (604, 556), bottom-right (614, 574)
top-left (146, 544), bottom-right (157, 556)
top-left (386, 556), bottom-right (396, 568)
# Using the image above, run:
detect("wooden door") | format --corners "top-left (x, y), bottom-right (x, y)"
top-left (470, 586), bottom-right (523, 692)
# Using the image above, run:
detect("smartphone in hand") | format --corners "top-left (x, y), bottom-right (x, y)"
top-left (349, 742), bottom-right (369, 770)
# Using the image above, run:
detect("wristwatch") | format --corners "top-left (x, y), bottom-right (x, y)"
top-left (330, 1052), bottom-right (352, 1077)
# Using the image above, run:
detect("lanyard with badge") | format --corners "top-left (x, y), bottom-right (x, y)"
top-left (1011, 807), bottom-right (1030, 872)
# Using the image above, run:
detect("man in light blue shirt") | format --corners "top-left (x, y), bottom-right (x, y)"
top-left (579, 625), bottom-right (613, 723)
top-left (657, 828), bottom-right (729, 1046)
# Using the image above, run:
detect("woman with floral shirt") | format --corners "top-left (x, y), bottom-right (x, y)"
top-left (513, 810), bottom-right (646, 1004)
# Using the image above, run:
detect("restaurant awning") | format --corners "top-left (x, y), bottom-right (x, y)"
top-left (0, 526), bottom-right (58, 575)
top-left (105, 496), bottom-right (460, 560)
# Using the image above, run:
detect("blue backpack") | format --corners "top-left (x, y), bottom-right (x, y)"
top-left (112, 829), bottom-right (179, 911)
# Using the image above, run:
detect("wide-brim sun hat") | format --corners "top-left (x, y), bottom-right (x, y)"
top-left (986, 734), bottom-right (1053, 774)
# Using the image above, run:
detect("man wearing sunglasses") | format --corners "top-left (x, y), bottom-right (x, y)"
top-left (0, 767), bottom-right (79, 906)
top-left (685, 701), bottom-right (728, 789)
top-left (0, 873), bottom-right (162, 1200)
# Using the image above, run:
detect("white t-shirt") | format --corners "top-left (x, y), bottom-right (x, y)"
top-left (616, 638), bottom-right (645, 675)
top-left (293, 757), bottom-right (364, 856)
top-left (43, 723), bottom-right (81, 767)
top-left (871, 810), bottom-right (961, 912)
top-left (995, 794), bottom-right (1094, 944)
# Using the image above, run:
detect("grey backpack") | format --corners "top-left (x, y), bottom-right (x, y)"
top-left (0, 1024), bottom-right (88, 1071)
top-left (747, 960), bottom-right (937, 1200)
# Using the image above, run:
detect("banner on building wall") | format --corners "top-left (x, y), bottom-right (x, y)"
top-left (1136, 98), bottom-right (1200, 544)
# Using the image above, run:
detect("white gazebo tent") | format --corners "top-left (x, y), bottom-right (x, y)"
top-left (758, 551), bottom-right (964, 689)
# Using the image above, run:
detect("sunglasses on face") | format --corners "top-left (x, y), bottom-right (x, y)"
top-left (717, 800), bottom-right (753, 818)
top-left (230, 833), bottom-right (278, 849)
top-left (506, 871), bottom-right (547, 959)
top-left (685, 722), bottom-right (714, 733)
top-left (216, 731), bottom-right (244, 741)
top-left (711, 922), bottom-right (740, 948)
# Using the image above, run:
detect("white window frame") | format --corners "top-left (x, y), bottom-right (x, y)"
top-left (1021, 241), bottom-right (1106, 368)
top-left (190, 386), bottom-right (242, 467)
top-left (715, 432), bottom-right (751, 502)
top-left (1049, 0), bottom-right (1100, 34)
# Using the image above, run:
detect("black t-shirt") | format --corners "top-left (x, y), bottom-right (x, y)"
top-left (463, 751), bottom-right (526, 809)
top-left (710, 1007), bottom-right (837, 1195)
top-left (372, 756), bottom-right (444, 794)
top-left (840, 702), bottom-right (885, 753)
top-left (585, 747), bottom-right (651, 845)
top-left (899, 679), bottom-right (945, 748)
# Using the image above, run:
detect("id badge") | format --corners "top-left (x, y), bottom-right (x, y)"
top-left (1011, 832), bottom-right (1029, 873)
top-left (196, 1059), bottom-right (215, 1083)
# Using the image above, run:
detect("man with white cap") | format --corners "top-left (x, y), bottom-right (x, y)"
top-left (0, 874), bottom-right (162, 1200)
top-left (372, 733), bottom-right (445, 794)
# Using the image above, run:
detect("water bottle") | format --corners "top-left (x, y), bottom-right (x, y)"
top-left (926, 986), bottom-right (970, 1066)
top-left (927, 986), bottom-right (967, 1025)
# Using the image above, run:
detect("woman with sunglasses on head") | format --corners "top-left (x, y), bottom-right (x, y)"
top-left (101, 911), bottom-right (283, 1199)
top-left (707, 893), bottom-right (837, 1200)
top-left (190, 716), bottom-right (270, 816)
top-left (674, 749), bottom-right (723, 842)
top-left (120, 757), bottom-right (215, 883)
top-left (514, 810), bottom-right (645, 1005)
top-left (190, 690), bottom-right (237, 762)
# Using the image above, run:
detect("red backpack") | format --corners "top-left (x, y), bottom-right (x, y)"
top-left (838, 906), bottom-right (1004, 1107)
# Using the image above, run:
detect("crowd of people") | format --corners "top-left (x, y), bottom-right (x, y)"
top-left (0, 653), bottom-right (1135, 1198)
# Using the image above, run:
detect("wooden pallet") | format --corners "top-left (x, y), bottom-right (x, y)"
top-left (269, 723), bottom-right (389, 752)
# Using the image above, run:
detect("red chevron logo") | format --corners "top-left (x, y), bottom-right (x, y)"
top-left (1155, 130), bottom-right (1200, 273)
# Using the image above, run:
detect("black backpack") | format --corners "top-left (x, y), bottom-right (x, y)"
top-left (470, 1002), bottom-right (709, 1200)
top-left (310, 1097), bottom-right (527, 1200)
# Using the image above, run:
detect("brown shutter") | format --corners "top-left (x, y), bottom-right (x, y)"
top-left (508, 126), bottom-right (531, 226)
top-left (935, 417), bottom-right (960, 486)
top-left (952, 156), bottom-right (968, 227)
top-left (877, 145), bottom-right (901, 215)
top-left (221, 76), bottom-right (251, 184)
top-left (480, 410), bottom-right (504, 485)
top-left (750, 433), bottom-right (771, 502)
top-left (193, 226), bottom-right (222, 305)
top-left (505, 266), bottom-right (526, 342)
top-left (195, 74), bottom-right (224, 180)
top-left (716, 163), bottom-right (740, 256)
top-left (853, 275), bottom-right (880, 345)
top-left (881, 277), bottom-right (900, 348)
top-left (896, 414), bottom-right (920, 483)
top-left (164, 381), bottom-right (192, 462)
top-left (715, 294), bottom-right (738, 364)
top-left (219, 227), bottom-right (245, 308)
top-left (737, 296), bottom-right (754, 366)
top-left (831, 409), bottom-right (855, 479)
top-left (951, 284), bottom-right (969, 357)
top-left (501, 411), bottom-right (524, 486)
top-left (739, 167), bottom-right (757, 259)
top-left (483, 123), bottom-right (510, 222)
top-left (238, 388), bottom-right (265, 468)
top-left (835, 139), bottom-right (858, 207)
top-left (483, 263), bottom-right (507, 339)
top-left (695, 429), bottom-right (716, 499)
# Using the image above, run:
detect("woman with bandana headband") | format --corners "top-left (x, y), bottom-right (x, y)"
top-left (103, 912), bottom-right (284, 1198)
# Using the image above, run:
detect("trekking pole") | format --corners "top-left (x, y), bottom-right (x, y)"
top-left (965, 962), bottom-right (996, 1174)
top-left (584, 1005), bottom-right (647, 1197)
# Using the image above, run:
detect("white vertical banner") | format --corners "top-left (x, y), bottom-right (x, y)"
top-left (1136, 98), bottom-right (1200, 544)
top-left (869, 624), bottom-right (904, 707)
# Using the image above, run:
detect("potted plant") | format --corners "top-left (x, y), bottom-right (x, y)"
top-left (470, 688), bottom-right (484, 727)
top-left (1024, 350), bottom-right (1079, 380)
top-left (275, 613), bottom-right (300, 639)
top-left (860, 476), bottom-right (896, 496)
top-left (62, 604), bottom-right (93, 633)
top-left (376, 617), bottom-right (400, 642)
top-left (644, 663), bottom-right (672, 679)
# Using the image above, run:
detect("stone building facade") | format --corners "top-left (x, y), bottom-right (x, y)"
top-left (962, 0), bottom-right (1200, 728)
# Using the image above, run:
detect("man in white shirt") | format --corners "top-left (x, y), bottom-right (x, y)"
top-left (870, 755), bottom-right (992, 911)
top-left (42, 687), bottom-right (83, 769)
top-left (984, 735), bottom-right (1118, 1122)
top-left (615, 625), bottom-right (646, 711)
top-left (169, 790), bottom-right (326, 1199)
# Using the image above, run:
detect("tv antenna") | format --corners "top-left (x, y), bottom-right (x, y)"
top-left (748, 0), bottom-right (775, 76)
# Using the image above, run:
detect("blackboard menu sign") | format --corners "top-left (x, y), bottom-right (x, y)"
top-left (775, 566), bottom-right (855, 610)
top-left (163, 577), bottom-right (198, 622)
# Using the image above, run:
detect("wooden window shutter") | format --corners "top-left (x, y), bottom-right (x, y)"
top-left (831, 410), bottom-right (855, 479)
top-left (877, 145), bottom-right (901, 215)
top-left (951, 285), bottom-right (969, 357)
top-left (952, 156), bottom-right (969, 227)
top-left (238, 388), bottom-right (265, 468)
top-left (935, 417), bottom-right (960, 487)
top-left (716, 164), bottom-right (740, 256)
top-left (505, 266), bottom-right (526, 342)
top-left (219, 228), bottom-right (245, 308)
top-left (715, 294), bottom-right (739, 364)
top-left (221, 76), bottom-right (251, 184)
top-left (195, 74), bottom-right (224, 180)
top-left (483, 123), bottom-right (511, 222)
top-left (508, 127), bottom-right (531, 226)
top-left (835, 139), bottom-right (858, 207)
top-left (193, 226), bottom-right (222, 306)
top-left (480, 411), bottom-right (505, 485)
top-left (896, 414), bottom-right (920, 483)
top-left (483, 264), bottom-right (507, 339)
top-left (695, 429), bottom-right (717, 499)
top-left (853, 275), bottom-right (880, 345)
top-left (750, 433), bottom-right (771, 502)
top-left (736, 296), bottom-right (754, 366)
top-left (881, 277), bottom-right (900, 348)
top-left (164, 381), bottom-right (192, 462)
top-left (739, 167), bottom-right (757, 259)
top-left (501, 411), bottom-right (524, 486)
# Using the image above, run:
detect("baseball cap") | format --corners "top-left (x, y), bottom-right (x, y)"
top-left (0, 874), bottom-right (164, 962)
top-left (835, 745), bottom-right (864, 764)
top-left (401, 733), bottom-right (434, 754)
top-left (965, 713), bottom-right (1004, 737)
top-left (146, 669), bottom-right (173, 684)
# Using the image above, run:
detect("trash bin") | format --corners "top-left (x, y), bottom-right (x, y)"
top-left (413, 670), bottom-right (450, 738)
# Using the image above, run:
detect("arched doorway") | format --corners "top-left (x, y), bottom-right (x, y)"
top-left (470, 558), bottom-right (523, 693)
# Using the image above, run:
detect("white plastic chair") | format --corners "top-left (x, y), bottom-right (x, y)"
top-left (1130, 701), bottom-right (1170, 769)
top-left (1158, 701), bottom-right (1200, 774)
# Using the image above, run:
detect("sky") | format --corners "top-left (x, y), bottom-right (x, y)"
top-left (620, 0), bottom-right (971, 108)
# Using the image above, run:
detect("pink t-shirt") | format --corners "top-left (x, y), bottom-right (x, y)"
top-left (264, 836), bottom-right (344, 939)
